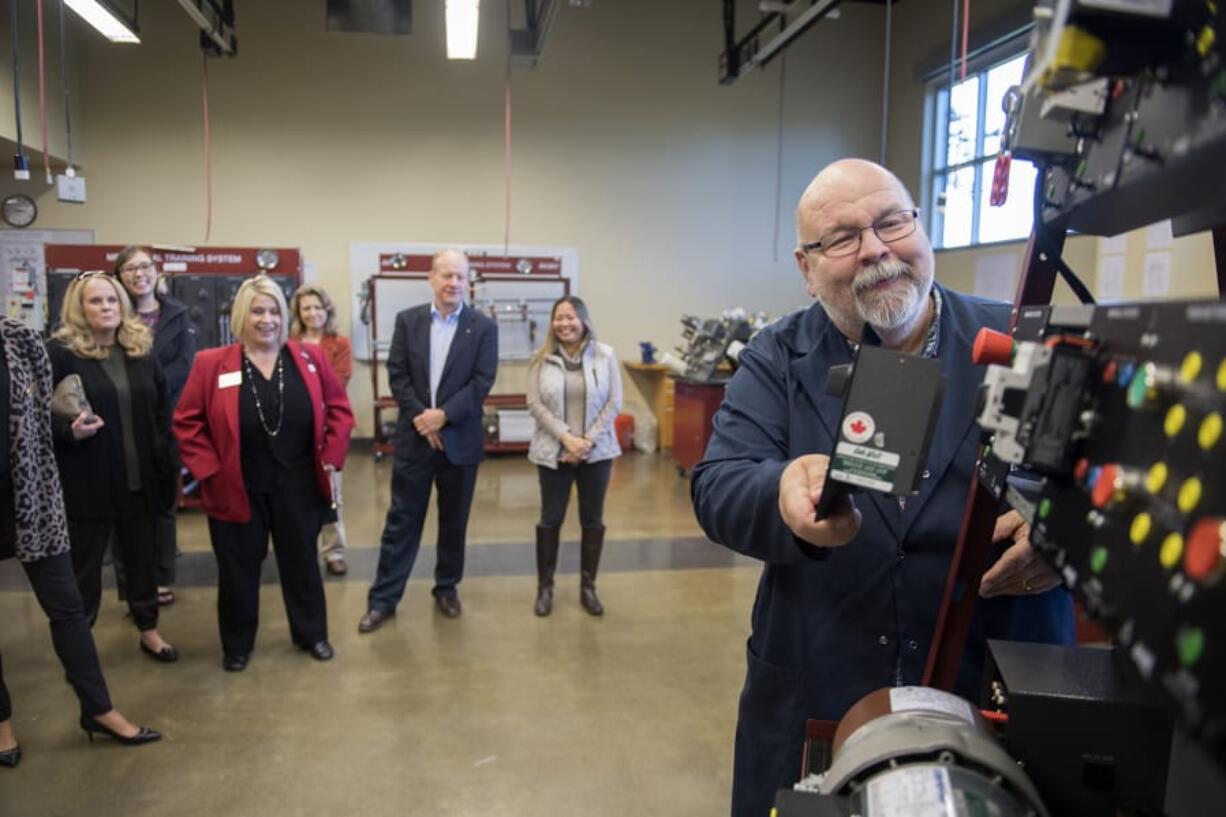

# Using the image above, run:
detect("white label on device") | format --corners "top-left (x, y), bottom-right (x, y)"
top-left (889, 686), bottom-right (976, 723)
top-left (866, 766), bottom-right (957, 817)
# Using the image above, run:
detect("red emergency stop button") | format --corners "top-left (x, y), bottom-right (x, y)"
top-left (1184, 517), bottom-right (1225, 582)
top-left (973, 328), bottom-right (1015, 366)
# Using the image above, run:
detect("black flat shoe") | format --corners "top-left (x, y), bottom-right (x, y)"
top-left (301, 641), bottom-right (334, 661)
top-left (222, 653), bottom-right (249, 672)
top-left (79, 716), bottom-right (161, 746)
top-left (0, 745), bottom-right (20, 768)
top-left (139, 640), bottom-right (179, 663)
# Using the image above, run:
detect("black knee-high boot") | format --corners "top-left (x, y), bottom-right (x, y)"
top-left (580, 526), bottom-right (605, 616)
top-left (535, 526), bottom-right (560, 616)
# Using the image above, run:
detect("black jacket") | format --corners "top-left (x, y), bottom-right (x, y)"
top-left (388, 303), bottom-right (498, 466)
top-left (152, 295), bottom-right (197, 408)
top-left (46, 339), bottom-right (173, 519)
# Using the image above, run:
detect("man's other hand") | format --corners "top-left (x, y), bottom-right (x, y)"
top-left (778, 455), bottom-right (861, 549)
top-left (413, 408), bottom-right (447, 436)
top-left (980, 510), bottom-right (1062, 597)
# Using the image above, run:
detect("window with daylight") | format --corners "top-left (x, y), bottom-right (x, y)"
top-left (928, 51), bottom-right (1037, 249)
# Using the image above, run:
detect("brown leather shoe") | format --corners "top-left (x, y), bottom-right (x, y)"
top-left (357, 608), bottom-right (394, 634)
top-left (434, 593), bottom-right (462, 618)
top-left (325, 557), bottom-right (348, 576)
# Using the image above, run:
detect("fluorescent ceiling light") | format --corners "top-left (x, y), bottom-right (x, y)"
top-left (446, 0), bottom-right (479, 60)
top-left (65, 0), bottom-right (140, 44)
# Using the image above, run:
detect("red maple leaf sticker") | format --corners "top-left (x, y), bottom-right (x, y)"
top-left (850, 419), bottom-right (867, 435)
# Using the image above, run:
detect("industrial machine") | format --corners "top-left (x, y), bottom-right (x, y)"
top-left (777, 2), bottom-right (1225, 814)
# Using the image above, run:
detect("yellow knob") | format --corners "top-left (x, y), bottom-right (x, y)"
top-left (1199, 413), bottom-right (1223, 451)
top-left (1164, 404), bottom-right (1187, 438)
top-left (1180, 352), bottom-right (1203, 384)
top-left (1145, 462), bottom-right (1168, 495)
top-left (1178, 477), bottom-right (1203, 514)
top-left (1160, 533), bottom-right (1184, 569)
top-left (1130, 513), bottom-right (1152, 546)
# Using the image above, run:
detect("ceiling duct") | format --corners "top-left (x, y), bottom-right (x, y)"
top-left (326, 0), bottom-right (413, 35)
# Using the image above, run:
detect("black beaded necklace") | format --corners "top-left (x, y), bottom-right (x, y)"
top-left (243, 352), bottom-right (284, 437)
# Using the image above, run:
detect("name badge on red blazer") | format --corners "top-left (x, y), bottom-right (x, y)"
top-left (218, 370), bottom-right (242, 389)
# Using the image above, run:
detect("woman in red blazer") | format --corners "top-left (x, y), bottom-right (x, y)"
top-left (173, 276), bottom-right (354, 672)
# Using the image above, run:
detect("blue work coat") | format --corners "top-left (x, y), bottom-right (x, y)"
top-left (691, 286), bottom-right (1074, 817)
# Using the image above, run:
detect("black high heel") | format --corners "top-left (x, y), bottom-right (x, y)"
top-left (0, 744), bottom-right (20, 768)
top-left (79, 715), bottom-right (161, 746)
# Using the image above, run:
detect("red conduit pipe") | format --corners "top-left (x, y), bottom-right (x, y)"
top-left (960, 0), bottom-right (971, 80)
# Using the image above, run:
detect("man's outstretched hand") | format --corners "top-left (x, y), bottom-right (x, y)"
top-left (779, 454), bottom-right (862, 549)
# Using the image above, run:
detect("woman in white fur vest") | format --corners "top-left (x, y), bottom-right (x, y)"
top-left (526, 296), bottom-right (623, 617)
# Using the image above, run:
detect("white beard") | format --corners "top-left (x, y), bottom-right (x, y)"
top-left (851, 260), bottom-right (928, 332)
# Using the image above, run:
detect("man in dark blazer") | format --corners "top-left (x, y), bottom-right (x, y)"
top-left (360, 249), bottom-right (498, 630)
top-left (691, 159), bottom-right (1074, 817)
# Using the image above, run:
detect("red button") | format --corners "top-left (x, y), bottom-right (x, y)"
top-left (973, 328), bottom-right (1014, 366)
top-left (1185, 517), bottom-right (1225, 581)
top-left (1102, 360), bottom-right (1118, 384)
top-left (1092, 464), bottom-right (1120, 509)
top-left (1074, 458), bottom-right (1090, 483)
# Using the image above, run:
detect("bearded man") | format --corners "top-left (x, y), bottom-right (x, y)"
top-left (691, 159), bottom-right (1074, 817)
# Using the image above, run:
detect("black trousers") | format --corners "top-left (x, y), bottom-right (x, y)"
top-left (207, 469), bottom-right (327, 657)
top-left (0, 552), bottom-right (113, 722)
top-left (368, 448), bottom-right (478, 612)
top-left (68, 494), bottom-right (160, 632)
top-left (538, 459), bottom-right (613, 529)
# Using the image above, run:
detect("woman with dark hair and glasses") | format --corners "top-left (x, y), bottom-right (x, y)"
top-left (47, 272), bottom-right (178, 664)
top-left (526, 296), bottom-right (623, 616)
top-left (289, 284), bottom-right (353, 576)
top-left (1, 315), bottom-right (160, 763)
top-left (174, 276), bottom-right (354, 672)
top-left (113, 245), bottom-right (197, 606)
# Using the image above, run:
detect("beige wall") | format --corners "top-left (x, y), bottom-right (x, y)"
top-left (0, 3), bottom-right (87, 166)
top-left (7, 0), bottom-right (891, 435)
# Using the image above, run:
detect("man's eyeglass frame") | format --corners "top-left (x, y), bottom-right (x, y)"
top-left (800, 208), bottom-right (921, 257)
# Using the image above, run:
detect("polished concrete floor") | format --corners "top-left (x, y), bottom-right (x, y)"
top-left (0, 451), bottom-right (761, 816)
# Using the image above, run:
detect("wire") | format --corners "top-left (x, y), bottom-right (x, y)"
top-left (960, 0), bottom-right (971, 80)
top-left (948, 0), bottom-right (958, 91)
top-left (880, 0), bottom-right (892, 165)
top-left (10, 0), bottom-right (25, 158)
top-left (504, 52), bottom-right (512, 257)
top-left (58, 0), bottom-right (73, 171)
top-left (37, 0), bottom-right (51, 183)
top-left (771, 50), bottom-right (786, 262)
top-left (202, 52), bottom-right (213, 242)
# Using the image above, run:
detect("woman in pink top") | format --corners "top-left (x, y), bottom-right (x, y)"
top-left (290, 285), bottom-right (353, 576)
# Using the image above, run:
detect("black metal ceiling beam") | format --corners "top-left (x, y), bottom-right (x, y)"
top-left (719, 0), bottom-right (848, 85)
top-left (176, 0), bottom-right (237, 57)
top-left (510, 0), bottom-right (558, 66)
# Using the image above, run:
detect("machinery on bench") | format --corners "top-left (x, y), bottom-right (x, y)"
top-left (774, 2), bottom-right (1226, 814)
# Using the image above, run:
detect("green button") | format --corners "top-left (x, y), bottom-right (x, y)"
top-left (1126, 374), bottom-right (1151, 409)
top-left (1039, 498), bottom-right (1052, 519)
top-left (1091, 547), bottom-right (1109, 573)
top-left (1177, 627), bottom-right (1205, 667)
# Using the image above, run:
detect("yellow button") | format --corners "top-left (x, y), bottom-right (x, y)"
top-left (1199, 413), bottom-right (1223, 450)
top-left (1130, 513), bottom-right (1152, 546)
top-left (1218, 359), bottom-right (1226, 391)
top-left (1178, 477), bottom-right (1203, 513)
top-left (1160, 533), bottom-right (1184, 569)
top-left (1180, 352), bottom-right (1203, 384)
top-left (1146, 462), bottom-right (1168, 495)
top-left (1164, 404), bottom-right (1187, 438)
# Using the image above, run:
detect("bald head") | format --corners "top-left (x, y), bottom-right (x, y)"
top-left (795, 159), bottom-right (915, 244)
top-left (792, 158), bottom-right (934, 349)
top-left (429, 248), bottom-right (470, 315)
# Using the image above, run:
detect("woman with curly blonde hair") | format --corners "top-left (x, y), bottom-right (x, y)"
top-left (47, 272), bottom-right (178, 665)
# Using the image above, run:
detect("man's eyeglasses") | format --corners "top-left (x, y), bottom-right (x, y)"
top-left (120, 261), bottom-right (156, 275)
top-left (801, 208), bottom-right (920, 258)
